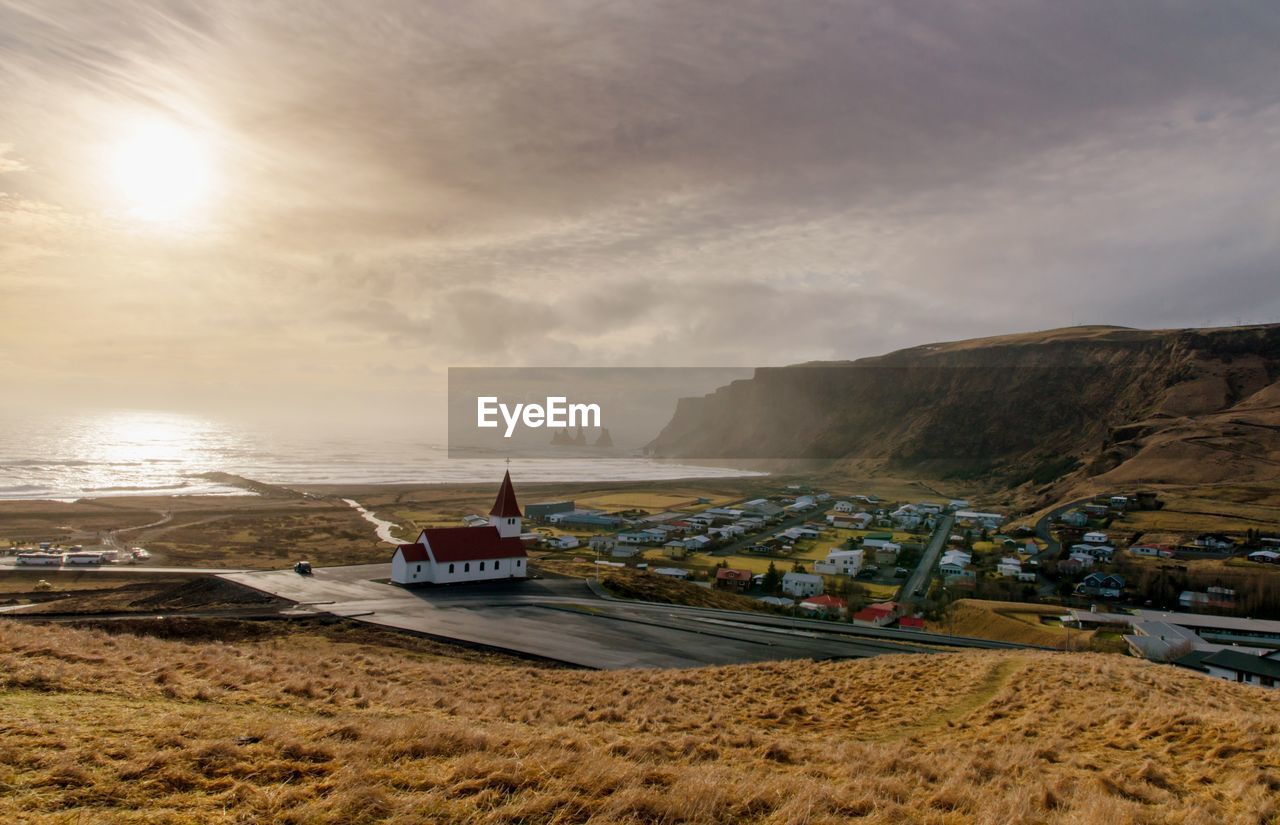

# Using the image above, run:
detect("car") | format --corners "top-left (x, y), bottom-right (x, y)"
top-left (913, 586), bottom-right (924, 596)
top-left (294, 560), bottom-right (313, 575)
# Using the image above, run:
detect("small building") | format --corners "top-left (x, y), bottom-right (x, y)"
top-left (651, 567), bottom-right (690, 580)
top-left (1076, 572), bottom-right (1126, 599)
top-left (1195, 534), bottom-right (1236, 551)
top-left (874, 543), bottom-right (901, 565)
top-left (1130, 544), bottom-right (1175, 558)
top-left (525, 500), bottom-right (575, 521)
top-left (853, 601), bottom-right (900, 627)
top-left (554, 535), bottom-right (580, 550)
top-left (833, 501), bottom-right (854, 513)
top-left (1058, 510), bottom-right (1089, 528)
top-left (997, 557), bottom-right (1022, 577)
top-left (782, 572), bottom-right (824, 598)
top-left (1083, 531), bottom-right (1109, 545)
top-left (1108, 495), bottom-right (1130, 510)
top-left (799, 595), bottom-right (848, 617)
top-left (898, 616), bottom-right (925, 630)
top-left (1248, 550), bottom-right (1280, 564)
top-left (664, 541), bottom-right (688, 559)
top-left (1201, 649), bottom-right (1280, 689)
top-left (618, 529), bottom-right (666, 545)
top-left (714, 567), bottom-right (753, 593)
top-left (813, 548), bottom-right (864, 577)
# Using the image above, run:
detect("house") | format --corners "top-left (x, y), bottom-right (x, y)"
top-left (853, 601), bottom-right (900, 627)
top-left (954, 510), bottom-right (1005, 530)
top-left (714, 567), bottom-right (753, 592)
top-left (1109, 495), bottom-right (1130, 510)
top-left (664, 540), bottom-right (688, 559)
top-left (758, 596), bottom-right (795, 607)
top-left (651, 567), bottom-right (690, 579)
top-left (609, 545), bottom-right (640, 559)
top-left (1130, 544), bottom-right (1175, 558)
top-left (618, 529), bottom-right (666, 545)
top-left (781, 572), bottom-right (824, 597)
top-left (813, 548), bottom-right (864, 577)
top-left (742, 499), bottom-right (784, 518)
top-left (1070, 542), bottom-right (1114, 561)
top-left (1076, 572), bottom-right (1125, 598)
top-left (588, 535), bottom-right (615, 551)
top-left (554, 535), bottom-right (580, 550)
top-left (1058, 510), bottom-right (1089, 528)
top-left (898, 616), bottom-right (925, 630)
top-left (683, 535), bottom-right (713, 552)
top-left (833, 500), bottom-right (854, 513)
top-left (874, 543), bottom-right (901, 565)
top-left (1195, 534), bottom-right (1236, 551)
top-left (461, 514), bottom-right (489, 528)
top-left (997, 557), bottom-right (1022, 577)
top-left (799, 595), bottom-right (848, 617)
top-left (1016, 571), bottom-right (1038, 583)
top-left (391, 472), bottom-right (528, 585)
top-left (1201, 649), bottom-right (1280, 689)
top-left (1248, 550), bottom-right (1280, 564)
top-left (1180, 587), bottom-right (1236, 611)
top-left (1068, 551), bottom-right (1096, 569)
top-left (548, 511), bottom-right (624, 528)
top-left (1083, 531), bottom-right (1109, 545)
top-left (524, 500), bottom-right (575, 521)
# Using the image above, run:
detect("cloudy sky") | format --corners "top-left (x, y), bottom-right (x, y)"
top-left (2, 1), bottom-right (1278, 431)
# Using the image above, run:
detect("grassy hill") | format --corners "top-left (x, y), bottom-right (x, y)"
top-left (2, 619), bottom-right (1278, 823)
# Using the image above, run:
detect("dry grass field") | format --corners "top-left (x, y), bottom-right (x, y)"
top-left (928, 599), bottom-right (1102, 649)
top-left (2, 618), bottom-right (1279, 824)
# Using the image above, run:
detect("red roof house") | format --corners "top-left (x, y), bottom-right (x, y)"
top-left (714, 567), bottom-right (753, 592)
top-left (799, 595), bottom-right (849, 616)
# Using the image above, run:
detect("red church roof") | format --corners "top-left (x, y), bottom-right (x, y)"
top-left (489, 470), bottom-right (522, 518)
top-left (395, 543), bottom-right (429, 563)
top-left (419, 526), bottom-right (527, 562)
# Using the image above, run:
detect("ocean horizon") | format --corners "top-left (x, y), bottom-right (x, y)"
top-left (0, 410), bottom-right (763, 502)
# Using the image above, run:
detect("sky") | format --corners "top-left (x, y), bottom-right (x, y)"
top-left (2, 1), bottom-right (1279, 433)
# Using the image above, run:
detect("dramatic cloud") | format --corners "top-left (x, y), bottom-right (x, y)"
top-left (1, 0), bottom-right (1279, 430)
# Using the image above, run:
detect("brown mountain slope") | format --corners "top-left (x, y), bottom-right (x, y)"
top-left (2, 619), bottom-right (1278, 823)
top-left (648, 324), bottom-right (1280, 490)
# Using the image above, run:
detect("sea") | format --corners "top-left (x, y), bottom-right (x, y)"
top-left (0, 410), bottom-right (761, 501)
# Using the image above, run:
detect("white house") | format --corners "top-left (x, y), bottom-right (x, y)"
top-left (555, 535), bottom-right (581, 550)
top-left (1083, 531), bottom-right (1109, 545)
top-left (813, 548), bottom-right (864, 577)
top-left (391, 472), bottom-right (529, 585)
top-left (618, 529), bottom-right (666, 545)
top-left (782, 572), bottom-right (824, 597)
top-left (1201, 649), bottom-right (1280, 689)
top-left (833, 500), bottom-right (854, 513)
top-left (997, 557), bottom-right (1023, 577)
top-left (651, 567), bottom-right (690, 579)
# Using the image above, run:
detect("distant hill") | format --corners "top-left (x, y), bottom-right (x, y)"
top-left (648, 324), bottom-right (1280, 491)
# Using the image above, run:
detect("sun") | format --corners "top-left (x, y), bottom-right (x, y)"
top-left (106, 118), bottom-right (215, 224)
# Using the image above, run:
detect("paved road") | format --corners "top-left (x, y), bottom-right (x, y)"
top-left (1033, 497), bottom-right (1092, 562)
top-left (218, 562), bottom-right (1027, 669)
top-left (0, 561), bottom-right (246, 575)
top-left (898, 514), bottom-right (954, 606)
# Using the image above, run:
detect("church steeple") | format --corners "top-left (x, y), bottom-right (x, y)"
top-left (488, 470), bottom-right (522, 537)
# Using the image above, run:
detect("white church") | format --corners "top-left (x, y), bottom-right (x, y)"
top-left (390, 471), bottom-right (530, 585)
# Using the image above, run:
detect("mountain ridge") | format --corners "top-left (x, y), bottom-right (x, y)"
top-left (648, 324), bottom-right (1280, 493)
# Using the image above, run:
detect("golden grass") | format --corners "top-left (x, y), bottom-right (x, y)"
top-left (2, 619), bottom-right (1279, 823)
top-left (928, 599), bottom-right (1095, 648)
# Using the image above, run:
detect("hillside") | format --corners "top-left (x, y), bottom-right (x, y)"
top-left (3, 619), bottom-right (1279, 823)
top-left (648, 324), bottom-right (1280, 496)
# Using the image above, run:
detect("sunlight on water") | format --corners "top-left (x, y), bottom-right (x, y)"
top-left (0, 410), bottom-right (761, 500)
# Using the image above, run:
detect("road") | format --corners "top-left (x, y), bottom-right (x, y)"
top-left (218, 562), bottom-right (1027, 669)
top-left (0, 560), bottom-right (246, 575)
top-left (898, 514), bottom-right (954, 606)
top-left (1032, 497), bottom-right (1092, 562)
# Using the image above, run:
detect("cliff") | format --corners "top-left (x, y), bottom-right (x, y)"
top-left (648, 324), bottom-right (1280, 489)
